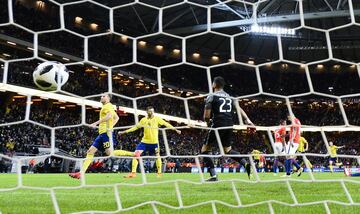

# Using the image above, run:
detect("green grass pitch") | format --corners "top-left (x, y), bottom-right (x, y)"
top-left (0, 172), bottom-right (359, 214)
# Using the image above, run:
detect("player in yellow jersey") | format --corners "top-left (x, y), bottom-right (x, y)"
top-left (69, 93), bottom-right (133, 179)
top-left (328, 141), bottom-right (345, 173)
top-left (296, 136), bottom-right (313, 171)
top-left (251, 149), bottom-right (261, 171)
top-left (119, 106), bottom-right (181, 178)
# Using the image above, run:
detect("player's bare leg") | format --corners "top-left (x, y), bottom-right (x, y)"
top-left (124, 150), bottom-right (143, 178)
top-left (69, 146), bottom-right (97, 179)
top-left (201, 144), bottom-right (217, 182)
top-left (105, 148), bottom-right (113, 156)
top-left (224, 146), bottom-right (251, 179)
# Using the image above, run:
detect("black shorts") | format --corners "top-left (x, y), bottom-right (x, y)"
top-left (203, 128), bottom-right (233, 148)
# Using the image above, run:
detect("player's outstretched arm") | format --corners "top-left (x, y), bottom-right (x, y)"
top-left (159, 118), bottom-right (181, 134)
top-left (90, 112), bottom-right (112, 128)
top-left (118, 119), bottom-right (143, 135)
top-left (239, 107), bottom-right (256, 135)
top-left (239, 107), bottom-right (254, 126)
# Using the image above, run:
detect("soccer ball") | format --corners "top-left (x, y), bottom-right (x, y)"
top-left (33, 61), bottom-right (69, 91)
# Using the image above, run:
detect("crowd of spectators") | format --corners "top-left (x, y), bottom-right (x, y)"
top-left (30, 100), bottom-right (82, 127)
top-left (0, 122), bottom-right (50, 156)
top-left (4, 51), bottom-right (357, 127)
top-left (1, 89), bottom-right (359, 160)
top-left (1, 96), bottom-right (359, 172)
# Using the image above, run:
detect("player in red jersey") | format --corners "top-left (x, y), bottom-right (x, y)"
top-left (273, 120), bottom-right (286, 175)
top-left (282, 113), bottom-right (303, 177)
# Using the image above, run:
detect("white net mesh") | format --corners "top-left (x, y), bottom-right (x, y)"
top-left (0, 0), bottom-right (360, 213)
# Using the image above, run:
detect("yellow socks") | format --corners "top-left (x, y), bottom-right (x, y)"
top-left (113, 150), bottom-right (134, 156)
top-left (156, 158), bottom-right (162, 174)
top-left (81, 153), bottom-right (94, 174)
top-left (329, 163), bottom-right (333, 172)
top-left (131, 159), bottom-right (138, 173)
top-left (127, 152), bottom-right (161, 174)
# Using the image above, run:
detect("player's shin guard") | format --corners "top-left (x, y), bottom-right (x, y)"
top-left (113, 150), bottom-right (134, 156)
top-left (201, 152), bottom-right (216, 177)
top-left (227, 150), bottom-right (247, 166)
top-left (80, 153), bottom-right (94, 174)
top-left (273, 158), bottom-right (279, 173)
top-left (156, 158), bottom-right (162, 174)
top-left (292, 159), bottom-right (301, 170)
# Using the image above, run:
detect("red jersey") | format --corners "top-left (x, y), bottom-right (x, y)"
top-left (290, 117), bottom-right (301, 143)
top-left (274, 126), bottom-right (286, 143)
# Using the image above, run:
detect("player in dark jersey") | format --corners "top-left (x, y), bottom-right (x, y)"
top-left (202, 76), bottom-right (254, 181)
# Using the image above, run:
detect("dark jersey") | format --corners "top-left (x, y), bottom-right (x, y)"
top-left (205, 90), bottom-right (235, 127)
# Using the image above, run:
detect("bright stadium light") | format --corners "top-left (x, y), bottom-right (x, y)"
top-left (121, 35), bottom-right (128, 42)
top-left (211, 56), bottom-right (219, 61)
top-left (155, 45), bottom-right (163, 50)
top-left (90, 23), bottom-right (98, 30)
top-left (138, 41), bottom-right (146, 46)
top-left (36, 0), bottom-right (45, 8)
top-left (7, 41), bottom-right (16, 46)
top-left (193, 52), bottom-right (200, 58)
top-left (251, 24), bottom-right (295, 36)
top-left (75, 16), bottom-right (83, 24)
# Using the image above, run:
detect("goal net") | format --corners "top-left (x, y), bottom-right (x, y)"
top-left (0, 0), bottom-right (359, 213)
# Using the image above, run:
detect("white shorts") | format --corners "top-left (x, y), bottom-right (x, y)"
top-left (274, 143), bottom-right (284, 155)
top-left (285, 143), bottom-right (299, 155)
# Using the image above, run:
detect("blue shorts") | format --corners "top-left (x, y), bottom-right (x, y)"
top-left (329, 157), bottom-right (337, 162)
top-left (92, 132), bottom-right (118, 151)
top-left (135, 143), bottom-right (158, 156)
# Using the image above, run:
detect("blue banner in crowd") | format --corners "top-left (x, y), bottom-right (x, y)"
top-left (191, 167), bottom-right (346, 173)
